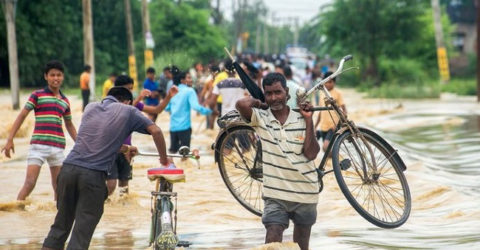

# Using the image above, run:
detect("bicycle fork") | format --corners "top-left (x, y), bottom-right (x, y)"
top-left (157, 195), bottom-right (178, 249)
top-left (150, 190), bottom-right (178, 250)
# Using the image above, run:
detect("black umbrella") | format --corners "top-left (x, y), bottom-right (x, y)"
top-left (224, 48), bottom-right (265, 102)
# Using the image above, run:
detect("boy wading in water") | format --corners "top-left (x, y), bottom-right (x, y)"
top-left (1, 60), bottom-right (77, 201)
top-left (315, 71), bottom-right (347, 152)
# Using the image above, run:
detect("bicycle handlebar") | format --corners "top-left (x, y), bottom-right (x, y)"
top-left (291, 106), bottom-right (334, 112)
top-left (137, 151), bottom-right (199, 159)
top-left (138, 146), bottom-right (200, 160)
top-left (299, 54), bottom-right (353, 103)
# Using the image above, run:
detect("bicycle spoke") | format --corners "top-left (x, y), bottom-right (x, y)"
top-left (333, 130), bottom-right (411, 228)
top-left (372, 184), bottom-right (402, 221)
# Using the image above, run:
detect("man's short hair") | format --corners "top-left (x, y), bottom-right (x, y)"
top-left (209, 64), bottom-right (220, 73)
top-left (173, 71), bottom-right (187, 86)
top-left (84, 65), bottom-right (91, 71)
top-left (323, 71), bottom-right (336, 82)
top-left (107, 86), bottom-right (133, 103)
top-left (114, 75), bottom-right (134, 87)
top-left (44, 60), bottom-right (64, 74)
top-left (224, 59), bottom-right (234, 73)
top-left (163, 66), bottom-right (171, 72)
top-left (146, 67), bottom-right (155, 74)
top-left (283, 65), bottom-right (293, 78)
top-left (262, 72), bottom-right (287, 90)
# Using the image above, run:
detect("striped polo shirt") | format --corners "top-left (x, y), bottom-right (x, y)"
top-left (25, 87), bottom-right (72, 149)
top-left (248, 108), bottom-right (319, 204)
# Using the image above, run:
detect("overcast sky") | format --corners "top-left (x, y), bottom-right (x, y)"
top-left (219, 0), bottom-right (333, 26)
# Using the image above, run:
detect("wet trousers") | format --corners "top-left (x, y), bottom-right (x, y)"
top-left (81, 89), bottom-right (90, 111)
top-left (43, 164), bottom-right (107, 250)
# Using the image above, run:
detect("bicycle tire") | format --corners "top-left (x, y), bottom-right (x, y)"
top-left (216, 125), bottom-right (264, 216)
top-left (332, 128), bottom-right (411, 228)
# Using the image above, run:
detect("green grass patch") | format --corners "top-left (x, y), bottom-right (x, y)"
top-left (440, 78), bottom-right (477, 96)
top-left (358, 77), bottom-right (477, 99)
top-left (362, 83), bottom-right (440, 99)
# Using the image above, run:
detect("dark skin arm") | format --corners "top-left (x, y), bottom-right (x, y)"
top-left (146, 124), bottom-right (169, 166)
top-left (299, 102), bottom-right (320, 160)
top-left (64, 118), bottom-right (77, 141)
top-left (235, 97), bottom-right (268, 122)
top-left (142, 85), bottom-right (179, 114)
top-left (1, 108), bottom-right (30, 158)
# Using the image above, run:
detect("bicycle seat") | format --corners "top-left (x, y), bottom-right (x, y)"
top-left (147, 168), bottom-right (186, 183)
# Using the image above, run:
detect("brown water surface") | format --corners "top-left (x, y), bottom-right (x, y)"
top-left (1, 90), bottom-right (479, 249)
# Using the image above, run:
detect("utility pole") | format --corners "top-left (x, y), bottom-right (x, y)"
top-left (141, 0), bottom-right (154, 69)
top-left (124, 0), bottom-right (138, 90)
top-left (431, 0), bottom-right (450, 84)
top-left (82, 0), bottom-right (95, 101)
top-left (476, 0), bottom-right (480, 102)
top-left (293, 17), bottom-right (299, 46)
top-left (3, 0), bottom-right (19, 110)
top-left (255, 25), bottom-right (261, 54)
top-left (231, 0), bottom-right (237, 52)
top-left (271, 12), bottom-right (279, 54)
top-left (263, 22), bottom-right (269, 55)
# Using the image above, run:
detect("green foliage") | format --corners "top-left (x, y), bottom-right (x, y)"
top-left (154, 50), bottom-right (196, 71)
top-left (0, 0), bottom-right (83, 87)
top-left (441, 78), bottom-right (477, 96)
top-left (149, 0), bottom-right (227, 62)
top-left (301, 0), bottom-right (452, 87)
top-left (377, 57), bottom-right (428, 85)
top-left (0, 0), bottom-right (225, 88)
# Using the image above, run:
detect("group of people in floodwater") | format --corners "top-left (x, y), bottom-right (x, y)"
top-left (2, 53), bottom-right (346, 250)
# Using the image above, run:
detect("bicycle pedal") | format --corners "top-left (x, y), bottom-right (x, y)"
top-left (340, 159), bottom-right (351, 170)
top-left (177, 240), bottom-right (192, 247)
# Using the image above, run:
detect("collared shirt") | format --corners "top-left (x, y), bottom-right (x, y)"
top-left (165, 84), bottom-right (212, 132)
top-left (247, 108), bottom-right (319, 204)
top-left (286, 79), bottom-right (305, 108)
top-left (123, 102), bottom-right (144, 145)
top-left (143, 78), bottom-right (159, 105)
top-left (25, 87), bottom-right (72, 149)
top-left (63, 96), bottom-right (153, 173)
top-left (319, 88), bottom-right (344, 131)
top-left (212, 78), bottom-right (247, 116)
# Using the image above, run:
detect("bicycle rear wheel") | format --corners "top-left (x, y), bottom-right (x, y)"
top-left (332, 128), bottom-right (411, 228)
top-left (216, 125), bottom-right (264, 216)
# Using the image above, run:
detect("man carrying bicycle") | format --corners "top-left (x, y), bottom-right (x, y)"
top-left (236, 72), bottom-right (320, 250)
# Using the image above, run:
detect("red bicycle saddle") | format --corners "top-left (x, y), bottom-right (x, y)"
top-left (147, 168), bottom-right (186, 182)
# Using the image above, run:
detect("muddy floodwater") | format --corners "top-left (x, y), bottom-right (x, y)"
top-left (1, 90), bottom-right (479, 249)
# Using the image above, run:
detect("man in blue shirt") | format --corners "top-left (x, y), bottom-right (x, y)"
top-left (165, 70), bottom-right (212, 153)
top-left (143, 67), bottom-right (160, 121)
top-left (42, 87), bottom-right (172, 249)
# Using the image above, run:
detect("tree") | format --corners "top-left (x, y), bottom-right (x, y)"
top-left (302, 0), bottom-right (437, 85)
top-left (149, 0), bottom-right (227, 63)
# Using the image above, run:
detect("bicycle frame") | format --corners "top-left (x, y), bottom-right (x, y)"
top-left (150, 178), bottom-right (178, 249)
top-left (297, 55), bottom-right (380, 181)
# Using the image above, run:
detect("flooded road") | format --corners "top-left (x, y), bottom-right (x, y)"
top-left (1, 90), bottom-right (479, 249)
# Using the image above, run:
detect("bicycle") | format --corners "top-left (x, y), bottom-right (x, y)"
top-left (212, 55), bottom-right (411, 229)
top-left (139, 146), bottom-right (198, 249)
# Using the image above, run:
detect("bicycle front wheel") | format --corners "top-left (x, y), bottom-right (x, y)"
top-left (332, 128), bottom-right (411, 228)
top-left (216, 125), bottom-right (264, 216)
